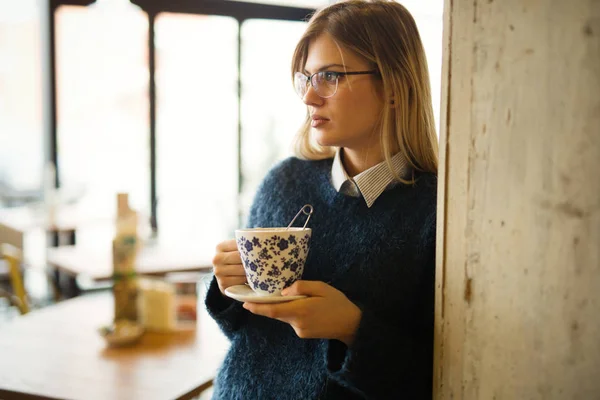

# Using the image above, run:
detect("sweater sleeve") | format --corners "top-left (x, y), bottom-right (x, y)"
top-left (204, 275), bottom-right (250, 340)
top-left (324, 210), bottom-right (436, 399)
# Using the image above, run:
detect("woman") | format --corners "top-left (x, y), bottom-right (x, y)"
top-left (206, 1), bottom-right (438, 398)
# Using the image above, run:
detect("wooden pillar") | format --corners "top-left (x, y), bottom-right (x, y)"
top-left (434, 0), bottom-right (600, 399)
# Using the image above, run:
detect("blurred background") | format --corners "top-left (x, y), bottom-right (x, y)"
top-left (3, 2), bottom-right (598, 399)
top-left (0, 0), bottom-right (442, 245)
top-left (0, 0), bottom-right (443, 395)
top-left (0, 0), bottom-right (443, 307)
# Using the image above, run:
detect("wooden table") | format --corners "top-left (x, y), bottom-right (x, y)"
top-left (46, 243), bottom-right (213, 282)
top-left (0, 289), bottom-right (229, 400)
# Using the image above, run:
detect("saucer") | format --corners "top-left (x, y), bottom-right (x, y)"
top-left (225, 285), bottom-right (306, 304)
top-left (98, 320), bottom-right (144, 347)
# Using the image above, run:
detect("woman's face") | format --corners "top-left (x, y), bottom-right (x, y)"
top-left (302, 33), bottom-right (384, 152)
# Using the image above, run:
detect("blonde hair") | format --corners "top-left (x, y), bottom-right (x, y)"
top-left (291, 0), bottom-right (438, 179)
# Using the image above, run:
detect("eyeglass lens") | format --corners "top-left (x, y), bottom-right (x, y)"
top-left (294, 72), bottom-right (338, 99)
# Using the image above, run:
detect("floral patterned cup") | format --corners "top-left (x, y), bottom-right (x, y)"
top-left (235, 227), bottom-right (312, 296)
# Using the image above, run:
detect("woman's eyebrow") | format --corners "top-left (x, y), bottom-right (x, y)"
top-left (303, 63), bottom-right (346, 75)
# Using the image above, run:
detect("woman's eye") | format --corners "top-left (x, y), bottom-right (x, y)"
top-left (322, 71), bottom-right (339, 83)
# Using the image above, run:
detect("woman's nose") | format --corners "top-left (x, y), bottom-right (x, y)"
top-left (302, 84), bottom-right (324, 107)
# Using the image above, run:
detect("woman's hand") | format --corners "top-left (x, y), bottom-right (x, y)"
top-left (243, 280), bottom-right (362, 346)
top-left (212, 239), bottom-right (246, 296)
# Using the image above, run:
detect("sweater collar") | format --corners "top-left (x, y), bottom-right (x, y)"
top-left (331, 148), bottom-right (408, 208)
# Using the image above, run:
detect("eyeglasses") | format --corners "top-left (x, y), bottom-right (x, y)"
top-left (294, 70), bottom-right (378, 99)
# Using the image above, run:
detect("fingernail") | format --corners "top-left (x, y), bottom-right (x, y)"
top-left (281, 290), bottom-right (288, 296)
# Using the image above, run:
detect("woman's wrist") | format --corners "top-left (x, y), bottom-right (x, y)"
top-left (338, 303), bottom-right (362, 346)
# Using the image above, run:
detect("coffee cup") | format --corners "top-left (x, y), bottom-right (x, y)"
top-left (235, 227), bottom-right (312, 296)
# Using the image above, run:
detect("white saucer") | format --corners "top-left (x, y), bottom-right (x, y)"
top-left (225, 285), bottom-right (306, 304)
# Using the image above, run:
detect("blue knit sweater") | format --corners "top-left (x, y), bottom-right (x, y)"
top-left (206, 157), bottom-right (437, 400)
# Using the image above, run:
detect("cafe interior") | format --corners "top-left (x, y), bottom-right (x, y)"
top-left (0, 0), bottom-right (442, 398)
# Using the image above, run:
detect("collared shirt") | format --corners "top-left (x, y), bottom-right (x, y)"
top-left (331, 148), bottom-right (408, 208)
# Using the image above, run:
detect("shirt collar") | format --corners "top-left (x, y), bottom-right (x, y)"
top-left (331, 148), bottom-right (408, 208)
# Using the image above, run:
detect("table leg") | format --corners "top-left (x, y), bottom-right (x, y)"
top-left (64, 274), bottom-right (81, 298)
top-left (46, 229), bottom-right (78, 298)
top-left (50, 268), bottom-right (80, 299)
top-left (48, 231), bottom-right (59, 248)
top-left (65, 229), bottom-right (76, 246)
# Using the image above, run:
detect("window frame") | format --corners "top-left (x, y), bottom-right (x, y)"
top-left (47, 0), bottom-right (315, 231)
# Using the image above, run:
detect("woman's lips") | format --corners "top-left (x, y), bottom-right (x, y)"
top-left (311, 116), bottom-right (330, 128)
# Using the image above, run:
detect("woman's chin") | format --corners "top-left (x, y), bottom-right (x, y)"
top-left (313, 131), bottom-right (340, 148)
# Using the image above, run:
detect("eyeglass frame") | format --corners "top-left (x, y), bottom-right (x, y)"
top-left (294, 70), bottom-right (379, 99)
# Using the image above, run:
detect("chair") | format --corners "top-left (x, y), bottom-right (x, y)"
top-left (0, 221), bottom-right (26, 311)
top-left (0, 219), bottom-right (63, 314)
top-left (0, 243), bottom-right (28, 314)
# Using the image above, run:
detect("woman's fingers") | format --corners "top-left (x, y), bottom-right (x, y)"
top-left (213, 263), bottom-right (246, 278)
top-left (223, 251), bottom-right (242, 265)
top-left (216, 239), bottom-right (238, 252)
top-left (212, 250), bottom-right (242, 266)
top-left (213, 239), bottom-right (245, 295)
top-left (281, 280), bottom-right (329, 297)
top-left (217, 275), bottom-right (248, 295)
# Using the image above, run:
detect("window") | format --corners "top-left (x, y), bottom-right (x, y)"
top-left (55, 2), bottom-right (150, 220)
top-left (155, 13), bottom-right (238, 247)
top-left (240, 19), bottom-right (307, 223)
top-left (0, 0), bottom-right (44, 199)
top-left (400, 0), bottom-right (444, 132)
top-left (1, 0), bottom-right (444, 244)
